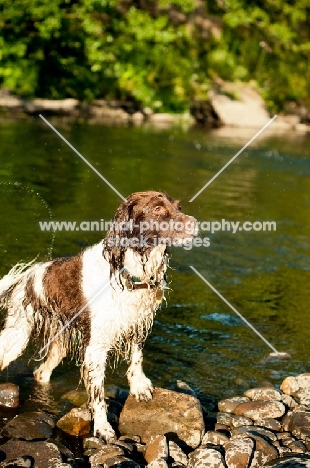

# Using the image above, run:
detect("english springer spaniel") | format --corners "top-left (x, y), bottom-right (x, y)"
top-left (0, 191), bottom-right (197, 441)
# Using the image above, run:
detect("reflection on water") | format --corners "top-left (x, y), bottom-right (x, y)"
top-left (0, 119), bottom-right (309, 414)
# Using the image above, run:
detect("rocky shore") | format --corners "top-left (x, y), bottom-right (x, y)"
top-left (1, 374), bottom-right (310, 467)
top-left (0, 86), bottom-right (309, 131)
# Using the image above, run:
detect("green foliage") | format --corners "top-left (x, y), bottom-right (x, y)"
top-left (0, 0), bottom-right (309, 112)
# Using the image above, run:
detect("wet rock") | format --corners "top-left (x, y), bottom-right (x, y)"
top-left (0, 440), bottom-right (63, 468)
top-left (248, 433), bottom-right (278, 467)
top-left (89, 445), bottom-right (124, 466)
top-left (266, 456), bottom-right (310, 467)
top-left (1, 412), bottom-right (54, 440)
top-left (201, 431), bottom-right (229, 446)
top-left (281, 374), bottom-right (310, 406)
top-left (61, 389), bottom-right (87, 407)
top-left (105, 385), bottom-right (129, 401)
top-left (287, 411), bottom-right (310, 440)
top-left (188, 447), bottom-right (226, 468)
top-left (176, 380), bottom-right (196, 396)
top-left (144, 435), bottom-right (168, 464)
top-left (224, 437), bottom-right (254, 468)
top-left (233, 400), bottom-right (286, 420)
top-left (253, 418), bottom-right (282, 431)
top-left (103, 456), bottom-right (140, 467)
top-left (231, 415), bottom-right (253, 428)
top-left (56, 407), bottom-right (91, 437)
top-left (168, 441), bottom-right (188, 466)
top-left (244, 387), bottom-right (282, 402)
top-left (83, 437), bottom-right (106, 451)
top-left (0, 384), bottom-right (19, 408)
top-left (218, 397), bottom-right (250, 414)
top-left (119, 387), bottom-right (204, 449)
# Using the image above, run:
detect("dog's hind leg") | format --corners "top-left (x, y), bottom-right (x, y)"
top-left (127, 343), bottom-right (153, 401)
top-left (83, 344), bottom-right (116, 443)
top-left (33, 339), bottom-right (67, 383)
top-left (0, 309), bottom-right (33, 371)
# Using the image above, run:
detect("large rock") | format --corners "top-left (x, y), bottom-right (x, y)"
top-left (225, 437), bottom-right (254, 468)
top-left (0, 383), bottom-right (19, 408)
top-left (281, 374), bottom-right (310, 406)
top-left (1, 412), bottom-right (54, 440)
top-left (208, 84), bottom-right (271, 128)
top-left (119, 388), bottom-right (204, 449)
top-left (56, 407), bottom-right (91, 437)
top-left (0, 440), bottom-right (63, 468)
top-left (233, 401), bottom-right (286, 420)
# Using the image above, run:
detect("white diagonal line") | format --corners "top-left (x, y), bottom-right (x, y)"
top-left (39, 114), bottom-right (125, 201)
top-left (39, 267), bottom-right (125, 355)
top-left (189, 115), bottom-right (277, 202)
top-left (190, 265), bottom-right (279, 354)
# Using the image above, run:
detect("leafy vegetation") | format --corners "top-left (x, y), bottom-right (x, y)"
top-left (0, 0), bottom-right (309, 112)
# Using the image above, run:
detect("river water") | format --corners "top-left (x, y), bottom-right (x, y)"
top-left (0, 119), bottom-right (309, 415)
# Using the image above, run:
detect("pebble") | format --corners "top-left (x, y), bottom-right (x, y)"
top-left (233, 400), bottom-right (286, 420)
top-left (201, 431), bottom-right (230, 446)
top-left (253, 417), bottom-right (282, 431)
top-left (230, 415), bottom-right (253, 428)
top-left (247, 433), bottom-right (278, 467)
top-left (1, 411), bottom-right (54, 440)
top-left (287, 411), bottom-right (310, 440)
top-left (89, 445), bottom-right (125, 466)
top-left (281, 374), bottom-right (310, 406)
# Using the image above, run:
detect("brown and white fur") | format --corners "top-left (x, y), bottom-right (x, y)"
top-left (0, 191), bottom-right (197, 442)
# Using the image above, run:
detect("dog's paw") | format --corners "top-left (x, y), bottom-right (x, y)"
top-left (130, 375), bottom-right (154, 402)
top-left (94, 421), bottom-right (116, 443)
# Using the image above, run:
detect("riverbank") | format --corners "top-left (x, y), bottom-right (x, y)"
top-left (0, 374), bottom-right (310, 467)
top-left (1, 85), bottom-right (309, 132)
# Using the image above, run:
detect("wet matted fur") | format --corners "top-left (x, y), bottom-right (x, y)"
top-left (0, 191), bottom-right (197, 441)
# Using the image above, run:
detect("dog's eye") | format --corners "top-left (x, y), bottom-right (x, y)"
top-left (153, 206), bottom-right (166, 215)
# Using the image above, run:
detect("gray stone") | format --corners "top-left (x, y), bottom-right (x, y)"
top-left (0, 383), bottom-right (19, 408)
top-left (61, 389), bottom-right (87, 407)
top-left (233, 400), bottom-right (286, 420)
top-left (83, 437), bottom-right (106, 451)
top-left (188, 447), bottom-right (226, 468)
top-left (1, 412), bottom-right (54, 440)
top-left (244, 387), bottom-right (282, 402)
top-left (208, 84), bottom-right (270, 128)
top-left (144, 435), bottom-right (168, 464)
top-left (218, 397), bottom-right (250, 414)
top-left (119, 387), bottom-right (204, 449)
top-left (56, 408), bottom-right (91, 437)
top-left (0, 440), bottom-right (63, 468)
top-left (225, 437), bottom-right (254, 468)
top-left (168, 441), bottom-right (188, 466)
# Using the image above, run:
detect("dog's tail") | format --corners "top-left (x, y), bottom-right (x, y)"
top-left (0, 260), bottom-right (35, 303)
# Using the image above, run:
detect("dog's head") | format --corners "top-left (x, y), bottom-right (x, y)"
top-left (103, 191), bottom-right (197, 276)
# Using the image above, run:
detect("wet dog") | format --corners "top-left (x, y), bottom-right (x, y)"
top-left (0, 191), bottom-right (197, 441)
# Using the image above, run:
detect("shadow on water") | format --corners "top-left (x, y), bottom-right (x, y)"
top-left (0, 119), bottom-right (309, 412)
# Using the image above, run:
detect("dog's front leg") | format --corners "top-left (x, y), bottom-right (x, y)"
top-left (83, 345), bottom-right (115, 442)
top-left (127, 344), bottom-right (153, 401)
